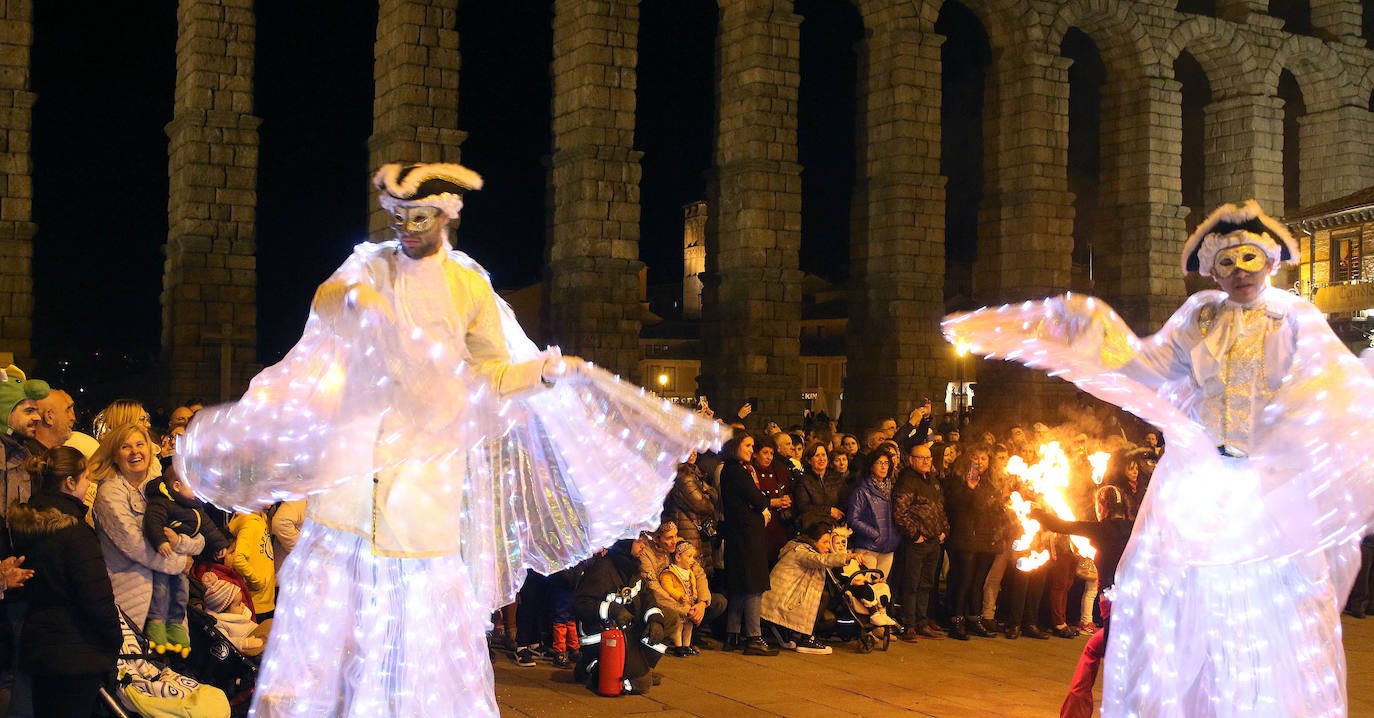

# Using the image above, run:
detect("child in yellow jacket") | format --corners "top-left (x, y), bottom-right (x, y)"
top-left (229, 511), bottom-right (276, 620)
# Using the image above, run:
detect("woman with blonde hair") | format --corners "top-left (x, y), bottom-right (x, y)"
top-left (91, 399), bottom-right (162, 483)
top-left (91, 399), bottom-right (151, 442)
top-left (89, 422), bottom-right (201, 629)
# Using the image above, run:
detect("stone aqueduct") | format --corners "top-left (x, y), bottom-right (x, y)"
top-left (1, 0), bottom-right (1372, 430)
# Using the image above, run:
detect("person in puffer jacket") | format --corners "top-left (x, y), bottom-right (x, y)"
top-left (10, 446), bottom-right (121, 718)
top-left (846, 452), bottom-right (901, 581)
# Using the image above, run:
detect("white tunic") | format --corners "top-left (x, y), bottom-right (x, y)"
top-left (944, 286), bottom-right (1374, 717)
top-left (178, 241), bottom-right (723, 717)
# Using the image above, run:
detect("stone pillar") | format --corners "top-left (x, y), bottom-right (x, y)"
top-left (163, 0), bottom-right (259, 404)
top-left (1299, 105), bottom-right (1374, 205)
top-left (701, 0), bottom-right (804, 421)
top-left (1095, 75), bottom-right (1189, 333)
top-left (971, 51), bottom-right (1077, 424)
top-left (0, 1), bottom-right (32, 369)
top-left (369, 0), bottom-right (465, 240)
top-left (547, 0), bottom-right (643, 379)
top-left (1203, 94), bottom-right (1284, 212)
top-left (1309, 0), bottom-right (1363, 43)
top-left (844, 1), bottom-right (947, 431)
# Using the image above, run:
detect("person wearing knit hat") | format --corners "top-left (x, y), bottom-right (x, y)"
top-left (201, 575), bottom-right (241, 614)
top-left (0, 373), bottom-right (49, 438)
top-left (942, 200), bottom-right (1374, 717)
top-left (176, 161), bottom-right (722, 718)
top-left (2, 369), bottom-right (49, 510)
top-left (199, 573), bottom-right (263, 654)
top-left (0, 368), bottom-right (49, 717)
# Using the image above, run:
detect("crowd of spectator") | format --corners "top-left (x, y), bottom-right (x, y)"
top-left (498, 393), bottom-right (1192, 707)
top-left (3, 360), bottom-right (1365, 712)
top-left (0, 364), bottom-right (300, 716)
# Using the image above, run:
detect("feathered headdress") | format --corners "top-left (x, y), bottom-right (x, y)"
top-left (1181, 200), bottom-right (1298, 277)
top-left (372, 162), bottom-right (484, 219)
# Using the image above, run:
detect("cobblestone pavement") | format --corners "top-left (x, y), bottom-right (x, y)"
top-left (493, 616), bottom-right (1374, 717)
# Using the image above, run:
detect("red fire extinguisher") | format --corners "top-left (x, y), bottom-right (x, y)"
top-left (597, 623), bottom-right (626, 697)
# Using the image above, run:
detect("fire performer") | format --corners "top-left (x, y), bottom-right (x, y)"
top-left (176, 162), bottom-right (722, 717)
top-left (944, 200), bottom-right (1374, 717)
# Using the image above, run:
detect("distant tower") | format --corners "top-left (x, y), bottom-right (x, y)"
top-left (683, 201), bottom-right (707, 319)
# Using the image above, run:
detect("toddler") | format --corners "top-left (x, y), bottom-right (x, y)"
top-left (143, 469), bottom-right (229, 655)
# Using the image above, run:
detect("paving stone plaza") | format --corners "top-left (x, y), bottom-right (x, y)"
top-left (492, 615), bottom-right (1374, 717)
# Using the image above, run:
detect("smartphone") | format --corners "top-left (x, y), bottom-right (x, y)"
top-left (746, 396), bottom-right (759, 410)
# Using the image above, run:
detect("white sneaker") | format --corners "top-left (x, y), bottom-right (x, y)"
top-left (869, 610), bottom-right (898, 627)
top-left (793, 636), bottom-right (833, 655)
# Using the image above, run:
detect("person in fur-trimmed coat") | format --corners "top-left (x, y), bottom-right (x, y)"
top-left (9, 447), bottom-right (121, 718)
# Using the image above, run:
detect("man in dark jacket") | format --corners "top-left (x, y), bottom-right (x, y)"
top-left (573, 538), bottom-right (671, 695)
top-left (892, 443), bottom-right (949, 641)
top-left (0, 369), bottom-right (48, 717)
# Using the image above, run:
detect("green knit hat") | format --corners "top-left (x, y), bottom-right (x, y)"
top-left (0, 368), bottom-right (50, 434)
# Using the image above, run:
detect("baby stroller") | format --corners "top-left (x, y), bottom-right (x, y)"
top-left (825, 561), bottom-right (893, 653)
top-left (96, 608), bottom-right (232, 718)
top-left (178, 603), bottom-right (259, 711)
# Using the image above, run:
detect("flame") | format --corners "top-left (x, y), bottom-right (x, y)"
top-left (1004, 441), bottom-right (1105, 571)
top-left (1089, 451), bottom-right (1110, 484)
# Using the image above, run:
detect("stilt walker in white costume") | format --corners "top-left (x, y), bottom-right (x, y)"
top-left (943, 200), bottom-right (1374, 717)
top-left (176, 162), bottom-right (723, 717)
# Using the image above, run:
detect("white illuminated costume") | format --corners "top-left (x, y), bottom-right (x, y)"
top-left (943, 201), bottom-right (1374, 717)
top-left (177, 163), bottom-right (722, 717)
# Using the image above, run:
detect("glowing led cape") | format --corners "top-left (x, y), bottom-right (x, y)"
top-left (180, 241), bottom-right (722, 606)
top-left (944, 289), bottom-right (1374, 717)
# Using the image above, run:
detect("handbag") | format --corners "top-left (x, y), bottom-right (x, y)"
top-left (1075, 555), bottom-right (1098, 581)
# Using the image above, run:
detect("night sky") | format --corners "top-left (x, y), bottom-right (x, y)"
top-left (28, 1), bottom-right (860, 368)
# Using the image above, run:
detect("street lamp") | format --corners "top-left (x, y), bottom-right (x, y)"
top-left (657, 372), bottom-right (670, 394)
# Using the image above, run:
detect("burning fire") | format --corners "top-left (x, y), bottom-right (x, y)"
top-left (1005, 441), bottom-right (1110, 571)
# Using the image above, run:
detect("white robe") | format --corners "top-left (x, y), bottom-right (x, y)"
top-left (944, 286), bottom-right (1374, 717)
top-left (178, 241), bottom-right (722, 717)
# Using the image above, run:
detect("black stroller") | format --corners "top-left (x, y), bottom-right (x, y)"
top-left (824, 563), bottom-right (893, 653)
top-left (177, 603), bottom-right (259, 711)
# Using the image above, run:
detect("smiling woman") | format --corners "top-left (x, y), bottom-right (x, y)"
top-left (89, 422), bottom-right (200, 630)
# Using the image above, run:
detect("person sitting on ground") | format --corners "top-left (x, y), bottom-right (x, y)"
top-left (656, 543), bottom-right (711, 657)
top-left (640, 522), bottom-right (684, 621)
top-left (760, 520), bottom-right (858, 654)
top-left (142, 467), bottom-right (230, 654)
top-left (662, 452), bottom-right (718, 573)
top-left (573, 538), bottom-right (671, 695)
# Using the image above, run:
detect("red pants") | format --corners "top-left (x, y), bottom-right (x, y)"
top-left (1061, 618), bottom-right (1109, 717)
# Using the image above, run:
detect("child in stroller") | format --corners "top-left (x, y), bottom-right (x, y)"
top-left (827, 526), bottom-right (897, 652)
